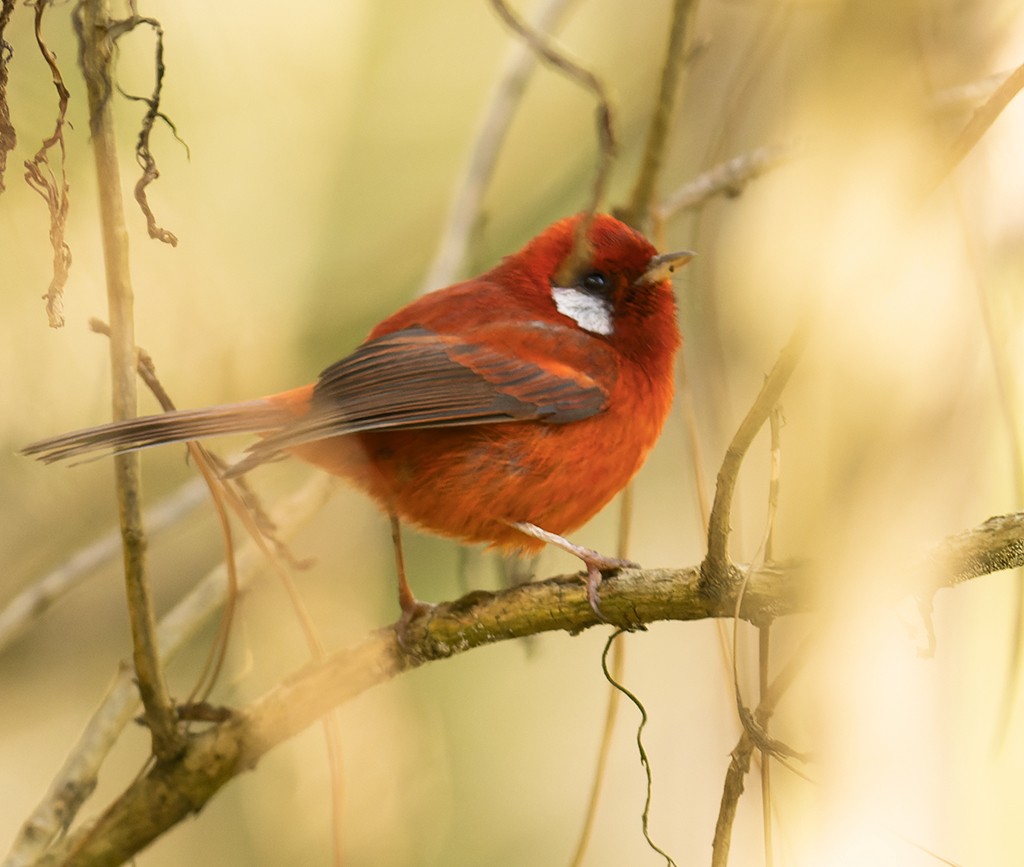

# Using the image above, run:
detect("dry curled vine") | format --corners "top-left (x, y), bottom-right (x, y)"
top-left (24, 0), bottom-right (71, 328)
top-left (109, 11), bottom-right (185, 246)
top-left (0, 0), bottom-right (16, 192)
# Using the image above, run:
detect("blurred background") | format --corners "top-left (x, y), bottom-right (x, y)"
top-left (2, 0), bottom-right (1024, 864)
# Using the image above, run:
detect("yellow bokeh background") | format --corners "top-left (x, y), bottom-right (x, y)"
top-left (2, 1), bottom-right (1024, 865)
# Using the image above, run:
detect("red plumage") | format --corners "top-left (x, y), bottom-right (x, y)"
top-left (24, 213), bottom-right (692, 620)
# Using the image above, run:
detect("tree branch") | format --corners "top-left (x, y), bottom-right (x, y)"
top-left (74, 0), bottom-right (179, 760)
top-left (0, 478), bottom-right (208, 655)
top-left (704, 318), bottom-right (811, 580)
top-left (488, 0), bottom-right (616, 284)
top-left (930, 61), bottom-right (1024, 190)
top-left (620, 0), bottom-right (699, 230)
top-left (4, 476), bottom-right (335, 867)
top-left (30, 509), bottom-right (1024, 866)
top-left (420, 0), bottom-right (579, 293)
top-left (657, 140), bottom-right (801, 220)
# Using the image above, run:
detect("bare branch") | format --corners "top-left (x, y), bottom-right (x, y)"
top-left (488, 0), bottom-right (616, 284)
top-left (620, 0), bottom-right (699, 230)
top-left (704, 318), bottom-right (811, 581)
top-left (657, 141), bottom-right (801, 220)
top-left (420, 0), bottom-right (579, 293)
top-left (712, 633), bottom-right (810, 867)
top-left (930, 61), bottom-right (1024, 191)
top-left (74, 0), bottom-right (178, 760)
top-left (931, 511), bottom-right (1024, 586)
top-left (3, 476), bottom-right (335, 867)
top-left (27, 507), bottom-right (1024, 866)
top-left (0, 479), bottom-right (208, 655)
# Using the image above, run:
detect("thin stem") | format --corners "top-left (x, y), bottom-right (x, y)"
top-left (75, 0), bottom-right (179, 759)
top-left (421, 0), bottom-right (579, 293)
top-left (488, 0), bottom-right (616, 284)
top-left (622, 0), bottom-right (698, 229)
top-left (704, 318), bottom-right (810, 578)
top-left (569, 632), bottom-right (625, 867)
top-left (711, 632), bottom-right (811, 867)
top-left (929, 61), bottom-right (1024, 192)
top-left (759, 626), bottom-right (773, 867)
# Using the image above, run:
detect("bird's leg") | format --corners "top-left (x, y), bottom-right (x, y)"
top-left (509, 521), bottom-right (638, 621)
top-left (390, 513), bottom-right (433, 644)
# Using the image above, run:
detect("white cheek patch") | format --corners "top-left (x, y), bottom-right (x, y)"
top-left (551, 286), bottom-right (614, 335)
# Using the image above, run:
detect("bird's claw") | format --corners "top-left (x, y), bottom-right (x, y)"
top-left (394, 598), bottom-right (435, 650)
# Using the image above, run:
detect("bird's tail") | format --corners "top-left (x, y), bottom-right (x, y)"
top-left (21, 399), bottom-right (290, 465)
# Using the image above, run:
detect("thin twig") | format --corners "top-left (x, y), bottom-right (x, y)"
top-left (704, 317), bottom-right (811, 581)
top-left (657, 141), bottom-right (801, 221)
top-left (760, 407), bottom-right (783, 867)
top-left (711, 632), bottom-right (812, 867)
top-left (75, 0), bottom-right (179, 760)
top-left (0, 478), bottom-right (208, 654)
top-left (928, 61), bottom-right (1024, 191)
top-left (601, 631), bottom-right (678, 867)
top-left (488, 0), bottom-right (616, 284)
top-left (420, 0), bottom-right (578, 293)
top-left (569, 632), bottom-right (625, 867)
top-left (620, 0), bottom-right (698, 230)
top-left (759, 626), bottom-right (773, 867)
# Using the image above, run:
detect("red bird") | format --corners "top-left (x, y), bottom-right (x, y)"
top-left (24, 214), bottom-right (692, 625)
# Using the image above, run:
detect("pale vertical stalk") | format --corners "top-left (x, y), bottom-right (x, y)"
top-left (76, 0), bottom-right (179, 760)
top-left (421, 0), bottom-right (578, 294)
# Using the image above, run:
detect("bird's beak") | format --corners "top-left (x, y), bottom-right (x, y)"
top-left (642, 250), bottom-right (695, 284)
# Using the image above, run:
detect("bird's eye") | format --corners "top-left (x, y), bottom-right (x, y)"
top-left (581, 271), bottom-right (609, 293)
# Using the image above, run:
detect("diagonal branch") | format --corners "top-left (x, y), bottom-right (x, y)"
top-left (657, 140), bottom-right (802, 220)
top-left (420, 0), bottom-right (579, 293)
top-left (930, 60), bottom-right (1024, 191)
top-left (29, 508), bottom-right (1024, 866)
top-left (703, 317), bottom-right (811, 581)
top-left (3, 477), bottom-right (335, 867)
top-left (620, 0), bottom-right (699, 230)
top-left (0, 478), bottom-right (208, 655)
top-left (488, 0), bottom-right (616, 284)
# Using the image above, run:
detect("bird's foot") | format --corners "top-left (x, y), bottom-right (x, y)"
top-left (394, 597), bottom-right (435, 650)
top-left (509, 521), bottom-right (638, 622)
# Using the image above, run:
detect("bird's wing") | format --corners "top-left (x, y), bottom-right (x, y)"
top-left (246, 323), bottom-right (613, 459)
